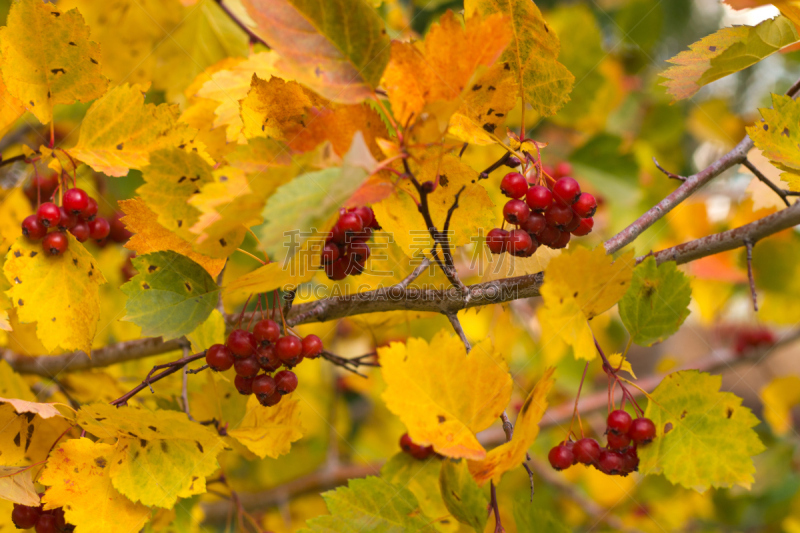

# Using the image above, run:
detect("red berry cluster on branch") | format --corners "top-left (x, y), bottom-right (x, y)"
top-left (399, 432), bottom-right (434, 460)
top-left (548, 410), bottom-right (656, 477)
top-left (487, 162), bottom-right (596, 257)
top-left (205, 319), bottom-right (324, 408)
top-left (322, 206), bottom-right (380, 280)
top-left (11, 502), bottom-right (73, 532)
top-left (733, 327), bottom-right (776, 355)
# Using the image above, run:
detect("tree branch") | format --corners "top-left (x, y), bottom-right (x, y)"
top-left (214, 0), bottom-right (271, 49)
top-left (742, 159), bottom-right (791, 207)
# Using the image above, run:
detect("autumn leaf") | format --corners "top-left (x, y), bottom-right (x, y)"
top-left (4, 235), bottom-right (106, 355)
top-left (747, 94), bottom-right (800, 189)
top-left (449, 62), bottom-right (518, 145)
top-left (240, 74), bottom-right (322, 140)
top-left (378, 331), bottom-right (513, 460)
top-left (439, 459), bottom-right (489, 531)
top-left (224, 261), bottom-right (314, 299)
top-left (468, 368), bottom-right (555, 486)
top-left (513, 499), bottom-right (571, 533)
top-left (0, 57), bottom-right (25, 139)
top-left (381, 10), bottom-right (510, 128)
top-left (0, 466), bottom-right (39, 506)
top-left (121, 251), bottom-right (220, 341)
top-left (0, 397), bottom-right (64, 420)
top-left (186, 309), bottom-right (225, 354)
top-left (120, 197), bottom-right (226, 278)
top-left (242, 0), bottom-right (390, 103)
top-left (0, 0), bottom-right (108, 124)
top-left (465, 0), bottom-right (574, 117)
top-left (227, 394), bottom-right (305, 459)
top-left (724, 1), bottom-right (800, 31)
top-left (39, 438), bottom-right (151, 531)
top-left (760, 376), bottom-right (800, 436)
top-left (67, 83), bottom-right (196, 177)
top-left (380, 454), bottom-right (451, 530)
top-left (638, 371), bottom-right (765, 491)
top-left (662, 16), bottom-right (798, 101)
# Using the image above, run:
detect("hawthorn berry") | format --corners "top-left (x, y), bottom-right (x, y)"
top-left (598, 449), bottom-right (624, 475)
top-left (301, 334), bottom-right (323, 358)
top-left (325, 259), bottom-right (348, 280)
top-left (548, 444), bottom-right (574, 471)
top-left (258, 390), bottom-right (283, 407)
top-left (11, 504), bottom-right (40, 529)
top-left (275, 336), bottom-right (302, 364)
top-left (506, 229), bottom-right (532, 257)
top-left (551, 230), bottom-right (571, 249)
top-left (256, 345), bottom-right (282, 372)
top-left (227, 329), bottom-right (256, 358)
top-left (348, 241), bottom-right (370, 262)
top-left (629, 418), bottom-right (656, 445)
top-left (537, 226), bottom-right (561, 247)
top-left (275, 369), bottom-right (298, 394)
top-left (545, 203), bottom-right (573, 228)
top-left (321, 242), bottom-right (340, 264)
top-left (353, 206), bottom-right (375, 228)
top-left (573, 438), bottom-right (601, 465)
top-left (572, 193), bottom-right (597, 218)
top-left (88, 217), bottom-right (110, 241)
top-left (63, 188), bottom-right (89, 215)
top-left (486, 228), bottom-right (508, 254)
top-left (69, 221), bottom-right (91, 242)
top-left (500, 172), bottom-right (528, 198)
top-left (336, 212), bottom-right (364, 235)
top-left (622, 446), bottom-right (639, 473)
top-left (233, 356), bottom-right (260, 378)
top-left (81, 197), bottom-right (98, 220)
top-left (42, 232), bottom-right (68, 256)
top-left (522, 234), bottom-right (538, 257)
top-left (553, 177), bottom-right (581, 206)
top-left (253, 319), bottom-right (280, 346)
top-left (563, 213), bottom-right (581, 233)
top-left (252, 374), bottom-right (277, 397)
top-left (37, 202), bottom-right (61, 228)
top-left (109, 212), bottom-right (132, 243)
top-left (409, 443), bottom-right (433, 460)
top-left (607, 431), bottom-right (632, 450)
top-left (399, 433), bottom-right (414, 453)
top-left (571, 217), bottom-right (593, 237)
top-left (24, 173), bottom-right (58, 205)
top-left (503, 199), bottom-right (530, 225)
top-left (525, 185), bottom-right (552, 211)
top-left (206, 344), bottom-right (234, 371)
top-left (22, 215), bottom-right (47, 240)
top-left (234, 375), bottom-right (255, 395)
top-left (607, 409), bottom-right (633, 435)
top-left (57, 206), bottom-right (78, 230)
top-left (521, 212), bottom-right (546, 236)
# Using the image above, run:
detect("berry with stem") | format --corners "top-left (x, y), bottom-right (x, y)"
top-left (227, 329), bottom-right (256, 358)
top-left (525, 185), bottom-right (552, 211)
top-left (275, 369), bottom-right (298, 394)
top-left (503, 199), bottom-right (530, 225)
top-left (63, 188), bottom-right (89, 215)
top-left (275, 336), bottom-right (302, 364)
top-left (629, 418), bottom-right (656, 445)
top-left (206, 344), bottom-right (234, 371)
top-left (486, 228), bottom-right (508, 254)
top-left (573, 438), bottom-right (601, 465)
top-left (234, 375), bottom-right (255, 395)
top-left (552, 177), bottom-right (581, 206)
top-left (37, 202), bottom-right (61, 228)
top-left (253, 319), bottom-right (280, 346)
top-left (548, 444), bottom-right (574, 471)
top-left (607, 409), bottom-right (633, 435)
top-left (500, 172), bottom-right (528, 198)
top-left (506, 229), bottom-right (532, 257)
top-left (42, 232), bottom-right (68, 256)
top-left (572, 193), bottom-right (597, 218)
top-left (301, 334), bottom-right (323, 358)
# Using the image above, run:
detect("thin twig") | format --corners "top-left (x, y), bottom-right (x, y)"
top-left (745, 239), bottom-right (758, 312)
top-left (110, 351), bottom-right (206, 406)
top-left (743, 159), bottom-right (790, 207)
top-left (445, 313), bottom-right (471, 352)
top-left (489, 481), bottom-right (504, 533)
top-left (320, 350), bottom-right (378, 377)
top-left (395, 258), bottom-right (432, 290)
top-left (181, 346), bottom-right (195, 421)
top-left (0, 153), bottom-right (28, 168)
top-left (652, 157), bottom-right (685, 181)
top-left (479, 151), bottom-right (512, 180)
top-left (214, 0), bottom-right (270, 49)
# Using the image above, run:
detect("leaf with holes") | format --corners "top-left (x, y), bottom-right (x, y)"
top-left (0, 394), bottom-right (73, 467)
top-left (747, 94), bottom-right (800, 189)
top-left (449, 62), bottom-right (518, 145)
top-left (121, 251), bottom-right (220, 340)
top-left (637, 371), bottom-right (765, 491)
top-left (4, 235), bottom-right (106, 355)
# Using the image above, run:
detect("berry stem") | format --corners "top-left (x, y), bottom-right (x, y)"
top-left (235, 247), bottom-right (266, 265)
top-left (237, 294), bottom-right (254, 328)
top-left (275, 289), bottom-right (288, 333)
top-left (489, 481), bottom-right (504, 533)
top-left (244, 227), bottom-right (270, 264)
top-left (567, 361), bottom-right (590, 440)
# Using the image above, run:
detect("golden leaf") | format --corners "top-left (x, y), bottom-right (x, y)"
top-left (228, 395), bottom-right (305, 459)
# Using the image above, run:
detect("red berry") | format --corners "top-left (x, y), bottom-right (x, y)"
top-left (35, 513), bottom-right (58, 533)
top-left (325, 258), bottom-right (348, 280)
top-left (227, 329), bottom-right (256, 358)
top-left (42, 232), bottom-right (68, 256)
top-left (24, 173), bottom-right (58, 204)
top-left (344, 257), bottom-right (367, 277)
top-left (63, 188), bottom-right (89, 215)
top-left (571, 217), bottom-right (594, 237)
top-left (572, 193), bottom-right (597, 218)
top-left (81, 197), bottom-right (98, 220)
top-left (256, 345), bottom-right (282, 372)
top-left (352, 206), bottom-right (375, 228)
top-left (553, 177), bottom-right (581, 205)
top-left (301, 334), bottom-right (323, 358)
top-left (629, 418), bottom-right (656, 445)
top-left (503, 199), bottom-right (530, 225)
top-left (548, 444), bottom-right (574, 471)
top-left (321, 242), bottom-right (340, 264)
top-left (607, 431), bottom-right (632, 450)
top-left (275, 369), bottom-right (298, 394)
top-left (537, 226), bottom-right (561, 247)
top-left (37, 202), bottom-right (61, 228)
top-left (88, 217), bottom-right (110, 241)
top-left (69, 221), bottom-right (90, 242)
top-left (11, 504), bottom-right (40, 529)
top-left (607, 409), bottom-right (633, 435)
top-left (336, 212), bottom-right (364, 235)
top-left (545, 203), bottom-right (573, 228)
top-left (573, 438), bottom-right (601, 465)
top-left (520, 234), bottom-right (538, 257)
top-left (22, 215), bottom-right (47, 240)
top-left (410, 444), bottom-right (433, 460)
top-left (525, 185), bottom-right (552, 211)
top-left (563, 213), bottom-right (581, 233)
top-left (252, 374), bottom-right (277, 396)
top-left (253, 319), bottom-right (280, 346)
top-left (551, 230), bottom-right (571, 249)
top-left (486, 228), bottom-right (508, 254)
top-left (554, 161), bottom-right (572, 178)
top-left (275, 336), bottom-right (302, 364)
top-left (234, 375), bottom-right (254, 395)
top-left (109, 212), bottom-right (132, 243)
top-left (234, 356), bottom-right (260, 378)
top-left (520, 212), bottom-right (546, 235)
top-left (399, 433), bottom-right (414, 452)
top-left (347, 241), bottom-right (371, 262)
top-left (258, 390), bottom-right (283, 407)
top-left (206, 344), bottom-right (234, 371)
top-left (621, 446), bottom-right (639, 473)
top-left (506, 229), bottom-right (532, 257)
top-left (57, 206), bottom-right (78, 230)
top-left (500, 172), bottom-right (528, 198)
top-left (598, 450), bottom-right (624, 475)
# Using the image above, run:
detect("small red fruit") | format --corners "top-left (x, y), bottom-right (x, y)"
top-left (109, 212), bottom-right (132, 243)
top-left (63, 188), bottom-right (89, 215)
top-left (352, 206), bottom-right (375, 228)
top-left (253, 319), bottom-right (280, 346)
top-left (521, 212), bottom-right (546, 235)
top-left (525, 185), bottom-right (552, 211)
top-left (258, 390), bottom-right (283, 407)
top-left (275, 369), bottom-right (298, 394)
top-left (252, 374), bottom-right (277, 396)
top-left (22, 215), bottom-right (47, 240)
top-left (321, 242), bottom-right (340, 264)
top-left (571, 217), bottom-right (594, 237)
top-left (572, 193), bottom-right (597, 218)
top-left (57, 206), bottom-right (78, 230)
top-left (607, 431), bottom-right (632, 450)
top-left (275, 336), bottom-right (302, 364)
top-left (256, 345), bottom-right (282, 372)
top-left (227, 329), bottom-right (256, 358)
top-left (551, 230), bottom-right (571, 249)
top-left (233, 356), bottom-right (260, 378)
top-left (503, 199), bottom-right (530, 225)
top-left (607, 409), bottom-right (633, 435)
top-left (545, 203), bottom-right (573, 228)
top-left (554, 161), bottom-right (572, 178)
top-left (537, 226), bottom-right (561, 247)
top-left (553, 177), bottom-right (581, 205)
top-left (206, 344), bottom-right (234, 371)
top-left (81, 197), bottom-right (99, 220)
top-left (629, 418), bottom-right (656, 445)
top-left (69, 221), bottom-right (91, 242)
top-left (11, 504), bottom-right (40, 529)
top-left (500, 172), bottom-right (528, 198)
top-left (234, 375), bottom-right (255, 395)
top-left (486, 228), bottom-right (508, 254)
top-left (598, 450), bottom-right (624, 475)
top-left (336, 212), bottom-right (364, 235)
top-left (400, 433), bottom-right (414, 453)
top-left (301, 334), bottom-right (323, 358)
top-left (548, 444), bottom-right (574, 471)
top-left (89, 217), bottom-right (111, 241)
top-left (35, 514), bottom-right (58, 533)
top-left (42, 232), bottom-right (68, 256)
top-left (37, 202), bottom-right (61, 228)
top-left (506, 229), bottom-right (532, 257)
top-left (573, 438), bottom-right (601, 465)
top-left (325, 258), bottom-right (348, 280)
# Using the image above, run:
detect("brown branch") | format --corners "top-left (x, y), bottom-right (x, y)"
top-left (320, 350), bottom-right (378, 377)
top-left (745, 239), bottom-right (758, 312)
top-left (0, 153), bottom-right (28, 168)
top-left (489, 481), bottom-right (504, 533)
top-left (446, 313), bottom-right (471, 352)
top-left (110, 350), bottom-right (206, 406)
top-left (742, 159), bottom-right (791, 207)
top-left (652, 157), bottom-right (685, 181)
top-left (213, 0), bottom-right (271, 49)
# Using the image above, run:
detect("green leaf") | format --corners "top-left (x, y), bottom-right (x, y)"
top-left (465, 0), bottom-right (574, 117)
top-left (439, 459), bottom-right (488, 532)
top-left (380, 453), bottom-right (451, 530)
top-left (512, 498), bottom-right (570, 533)
top-left (619, 257), bottom-right (692, 347)
top-left (747, 94), bottom-right (800, 189)
top-left (662, 16), bottom-right (798, 101)
top-left (242, 0), bottom-right (390, 103)
top-left (301, 476), bottom-right (437, 532)
top-left (257, 132), bottom-right (375, 261)
top-left (121, 251), bottom-right (219, 340)
top-left (638, 371), bottom-right (766, 492)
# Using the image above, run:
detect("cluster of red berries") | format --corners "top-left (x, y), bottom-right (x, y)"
top-left (548, 410), bottom-right (656, 476)
top-left (487, 163), bottom-right (596, 257)
top-left (399, 433), bottom-right (434, 460)
top-left (322, 206), bottom-right (380, 280)
top-left (11, 502), bottom-right (72, 532)
top-left (21, 187), bottom-right (109, 256)
top-left (205, 319), bottom-right (324, 407)
top-left (733, 327), bottom-right (776, 355)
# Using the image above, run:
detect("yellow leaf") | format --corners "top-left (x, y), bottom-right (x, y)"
top-left (0, 0), bottom-right (108, 124)
top-left (382, 10), bottom-right (510, 127)
top-left (4, 235), bottom-right (106, 355)
top-left (0, 57), bottom-right (25, 138)
top-left (537, 290), bottom-right (596, 363)
top-left (39, 438), bottom-right (151, 532)
top-left (0, 466), bottom-right (39, 506)
top-left (0, 403), bottom-right (72, 467)
top-left (760, 375), bottom-right (800, 436)
top-left (468, 368), bottom-right (555, 485)
top-left (606, 353), bottom-right (636, 379)
top-left (378, 331), bottom-right (513, 460)
top-left (0, 397), bottom-right (64, 420)
top-left (0, 360), bottom-right (35, 401)
top-left (0, 187), bottom-right (32, 253)
top-left (186, 309), bottom-right (226, 354)
top-left (37, 145), bottom-right (78, 176)
top-left (480, 242), bottom-right (560, 282)
top-left (449, 62), bottom-right (518, 145)
top-left (67, 83), bottom-right (196, 177)
top-left (224, 260), bottom-right (314, 299)
top-left (240, 74), bottom-right (321, 140)
top-left (228, 394), bottom-right (305, 459)
top-left (120, 197), bottom-right (226, 277)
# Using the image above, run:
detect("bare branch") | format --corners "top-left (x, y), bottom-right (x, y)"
top-left (395, 258), bottom-right (431, 290)
top-left (110, 351), bottom-right (206, 407)
top-left (743, 159), bottom-right (790, 207)
top-left (652, 157), bottom-right (685, 181)
top-left (446, 313), bottom-right (471, 352)
top-left (745, 239), bottom-right (758, 312)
